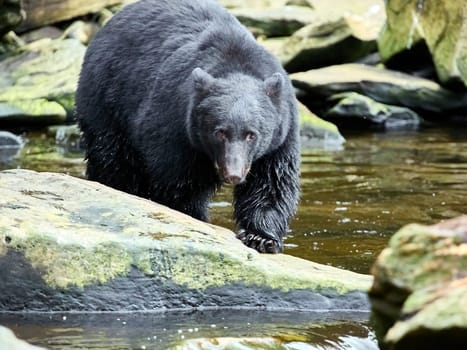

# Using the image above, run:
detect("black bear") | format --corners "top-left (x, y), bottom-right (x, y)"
top-left (75, 0), bottom-right (300, 253)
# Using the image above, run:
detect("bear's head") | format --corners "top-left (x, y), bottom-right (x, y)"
top-left (187, 67), bottom-right (290, 185)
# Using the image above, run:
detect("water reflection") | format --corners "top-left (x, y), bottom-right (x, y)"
top-left (2, 310), bottom-right (376, 350)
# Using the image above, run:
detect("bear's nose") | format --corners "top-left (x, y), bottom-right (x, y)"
top-left (224, 175), bottom-right (242, 185)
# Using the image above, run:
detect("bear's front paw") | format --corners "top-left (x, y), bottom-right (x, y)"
top-left (236, 230), bottom-right (283, 254)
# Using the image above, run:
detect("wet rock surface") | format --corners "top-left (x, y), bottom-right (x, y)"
top-left (0, 169), bottom-right (372, 312)
top-left (379, 0), bottom-right (467, 88)
top-left (325, 92), bottom-right (421, 130)
top-left (292, 64), bottom-right (467, 121)
top-left (370, 215), bottom-right (467, 349)
top-left (0, 38), bottom-right (85, 127)
top-left (0, 130), bottom-right (23, 163)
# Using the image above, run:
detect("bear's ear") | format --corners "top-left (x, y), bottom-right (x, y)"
top-left (192, 67), bottom-right (215, 95)
top-left (264, 72), bottom-right (284, 98)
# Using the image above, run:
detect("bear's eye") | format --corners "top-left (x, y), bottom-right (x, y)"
top-left (245, 132), bottom-right (257, 142)
top-left (215, 129), bottom-right (227, 141)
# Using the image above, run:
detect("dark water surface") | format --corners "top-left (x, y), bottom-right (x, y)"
top-left (1, 127), bottom-right (466, 349)
top-left (212, 128), bottom-right (467, 274)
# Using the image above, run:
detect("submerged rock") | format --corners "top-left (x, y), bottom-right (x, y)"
top-left (47, 124), bottom-right (83, 152)
top-left (172, 337), bottom-right (281, 350)
top-left (325, 92), bottom-right (421, 130)
top-left (0, 130), bottom-right (23, 163)
top-left (0, 169), bottom-right (371, 312)
top-left (369, 216), bottom-right (467, 349)
top-left (291, 64), bottom-right (467, 118)
top-left (298, 101), bottom-right (345, 149)
top-left (378, 0), bottom-right (467, 88)
top-left (0, 38), bottom-right (85, 126)
top-left (0, 326), bottom-right (45, 350)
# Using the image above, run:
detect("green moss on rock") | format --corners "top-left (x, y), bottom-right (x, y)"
top-left (0, 169), bottom-right (371, 311)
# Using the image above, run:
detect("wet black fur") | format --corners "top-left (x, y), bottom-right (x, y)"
top-left (75, 0), bottom-right (300, 253)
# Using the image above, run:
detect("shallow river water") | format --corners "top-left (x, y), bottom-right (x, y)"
top-left (1, 127), bottom-right (466, 349)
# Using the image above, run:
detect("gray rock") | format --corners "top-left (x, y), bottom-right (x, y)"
top-left (370, 216), bottom-right (467, 349)
top-left (291, 64), bottom-right (467, 115)
top-left (326, 92), bottom-right (421, 130)
top-left (230, 6), bottom-right (315, 37)
top-left (280, 0), bottom-right (386, 72)
top-left (0, 169), bottom-right (371, 312)
top-left (17, 0), bottom-right (122, 32)
top-left (378, 0), bottom-right (467, 88)
top-left (0, 38), bottom-right (85, 126)
top-left (0, 130), bottom-right (22, 163)
top-left (298, 101), bottom-right (345, 150)
top-left (47, 124), bottom-right (83, 152)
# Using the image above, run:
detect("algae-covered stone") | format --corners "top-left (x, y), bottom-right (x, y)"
top-left (0, 38), bottom-right (85, 125)
top-left (0, 326), bottom-right (46, 350)
top-left (378, 0), bottom-right (467, 88)
top-left (369, 216), bottom-right (467, 348)
top-left (0, 169), bottom-right (371, 312)
top-left (385, 278), bottom-right (467, 349)
top-left (281, 1), bottom-right (385, 72)
top-left (0, 99), bottom-right (66, 126)
top-left (291, 63), bottom-right (467, 114)
top-left (298, 101), bottom-right (345, 149)
top-left (325, 92), bottom-right (421, 130)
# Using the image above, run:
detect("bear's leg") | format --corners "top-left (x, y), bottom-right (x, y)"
top-left (83, 128), bottom-right (148, 196)
top-left (234, 140), bottom-right (300, 253)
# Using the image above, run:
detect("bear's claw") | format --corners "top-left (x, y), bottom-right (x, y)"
top-left (236, 230), bottom-right (283, 254)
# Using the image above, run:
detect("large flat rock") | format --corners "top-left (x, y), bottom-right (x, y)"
top-left (0, 169), bottom-right (372, 312)
top-left (291, 63), bottom-right (467, 114)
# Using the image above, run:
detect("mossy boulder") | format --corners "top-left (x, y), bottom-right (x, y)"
top-left (298, 101), bottom-right (345, 149)
top-left (378, 0), bottom-right (467, 88)
top-left (369, 216), bottom-right (467, 349)
top-left (280, 0), bottom-right (385, 72)
top-left (0, 169), bottom-right (372, 312)
top-left (0, 38), bottom-right (85, 126)
top-left (291, 64), bottom-right (467, 119)
top-left (325, 92), bottom-right (421, 130)
top-left (0, 99), bottom-right (66, 126)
